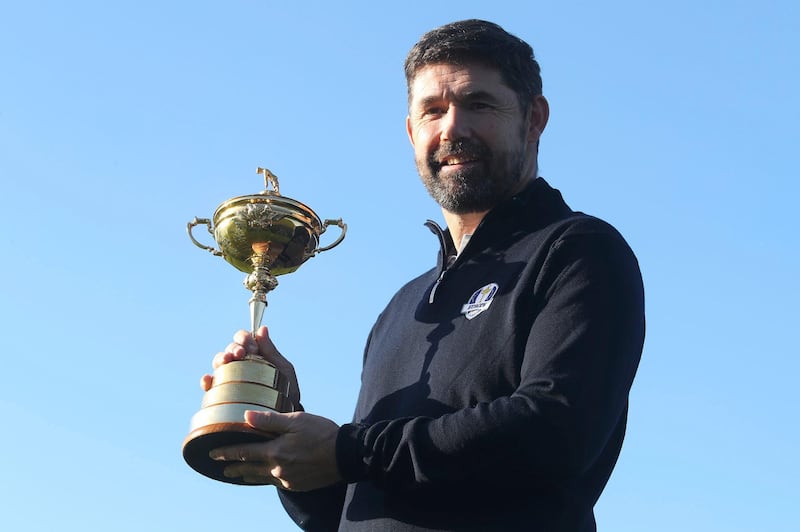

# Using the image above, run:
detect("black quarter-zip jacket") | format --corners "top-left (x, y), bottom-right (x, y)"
top-left (280, 178), bottom-right (645, 531)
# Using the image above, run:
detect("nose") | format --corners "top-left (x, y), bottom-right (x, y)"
top-left (439, 104), bottom-right (470, 142)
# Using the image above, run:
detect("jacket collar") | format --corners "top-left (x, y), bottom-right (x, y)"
top-left (425, 177), bottom-right (573, 271)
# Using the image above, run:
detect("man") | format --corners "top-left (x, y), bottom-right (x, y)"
top-left (204, 19), bottom-right (645, 531)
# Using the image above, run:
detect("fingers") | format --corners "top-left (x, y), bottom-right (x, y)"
top-left (210, 443), bottom-right (294, 488)
top-left (200, 374), bottom-right (213, 391)
top-left (211, 330), bottom-right (253, 370)
top-left (244, 409), bottom-right (296, 434)
top-left (222, 463), bottom-right (285, 487)
top-left (210, 441), bottom-right (270, 463)
top-left (211, 351), bottom-right (231, 370)
top-left (233, 329), bottom-right (259, 355)
top-left (211, 327), bottom-right (289, 369)
top-left (209, 439), bottom-right (277, 484)
top-left (242, 473), bottom-right (284, 487)
top-left (203, 330), bottom-right (255, 391)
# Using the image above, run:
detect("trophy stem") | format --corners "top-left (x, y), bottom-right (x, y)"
top-left (249, 291), bottom-right (267, 335)
top-left (244, 255), bottom-right (279, 334)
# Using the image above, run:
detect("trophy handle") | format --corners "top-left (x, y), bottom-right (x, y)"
top-left (315, 218), bottom-right (347, 255)
top-left (187, 217), bottom-right (223, 256)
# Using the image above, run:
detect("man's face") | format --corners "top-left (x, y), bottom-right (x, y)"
top-left (406, 63), bottom-right (540, 214)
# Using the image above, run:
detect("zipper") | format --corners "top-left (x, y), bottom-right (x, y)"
top-left (429, 249), bottom-right (459, 303)
top-left (425, 219), bottom-right (455, 304)
top-left (429, 270), bottom-right (447, 304)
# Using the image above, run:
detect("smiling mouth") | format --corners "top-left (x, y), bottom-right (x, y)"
top-left (440, 156), bottom-right (479, 167)
top-left (433, 139), bottom-right (488, 169)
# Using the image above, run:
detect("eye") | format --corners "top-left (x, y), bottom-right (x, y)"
top-left (423, 106), bottom-right (446, 117)
top-left (469, 101), bottom-right (492, 111)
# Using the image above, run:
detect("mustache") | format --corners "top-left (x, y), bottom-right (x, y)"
top-left (429, 139), bottom-right (490, 167)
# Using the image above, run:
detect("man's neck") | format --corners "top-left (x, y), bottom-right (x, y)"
top-left (442, 177), bottom-right (536, 250)
top-left (442, 210), bottom-right (488, 253)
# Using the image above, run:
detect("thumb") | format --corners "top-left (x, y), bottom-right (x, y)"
top-left (254, 326), bottom-right (280, 357)
top-left (254, 327), bottom-right (297, 379)
top-left (244, 409), bottom-right (293, 434)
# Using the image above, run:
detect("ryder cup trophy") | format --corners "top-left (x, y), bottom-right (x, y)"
top-left (182, 167), bottom-right (346, 484)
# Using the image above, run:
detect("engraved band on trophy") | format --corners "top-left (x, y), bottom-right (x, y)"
top-left (182, 167), bottom-right (346, 484)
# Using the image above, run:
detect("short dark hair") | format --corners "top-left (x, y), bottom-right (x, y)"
top-left (404, 19), bottom-right (543, 108)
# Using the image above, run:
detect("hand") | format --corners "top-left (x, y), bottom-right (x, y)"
top-left (201, 326), bottom-right (301, 408)
top-left (210, 409), bottom-right (342, 491)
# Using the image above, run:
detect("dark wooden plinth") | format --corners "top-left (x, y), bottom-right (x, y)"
top-left (182, 422), bottom-right (274, 485)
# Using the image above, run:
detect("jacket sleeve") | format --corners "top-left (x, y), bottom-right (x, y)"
top-left (275, 328), bottom-right (382, 529)
top-left (336, 229), bottom-right (645, 491)
top-left (277, 483), bottom-right (346, 531)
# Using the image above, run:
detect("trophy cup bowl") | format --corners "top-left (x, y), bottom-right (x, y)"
top-left (183, 167), bottom-right (345, 484)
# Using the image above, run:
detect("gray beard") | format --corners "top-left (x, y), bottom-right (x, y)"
top-left (417, 140), bottom-right (526, 214)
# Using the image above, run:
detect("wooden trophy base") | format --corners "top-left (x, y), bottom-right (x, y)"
top-left (182, 421), bottom-right (275, 485)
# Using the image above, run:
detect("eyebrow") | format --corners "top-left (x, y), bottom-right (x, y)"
top-left (415, 89), bottom-right (501, 109)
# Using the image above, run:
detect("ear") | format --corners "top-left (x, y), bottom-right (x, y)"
top-left (526, 95), bottom-right (549, 145)
top-left (406, 115), bottom-right (416, 147)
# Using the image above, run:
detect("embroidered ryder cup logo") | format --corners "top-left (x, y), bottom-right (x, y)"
top-left (461, 283), bottom-right (499, 320)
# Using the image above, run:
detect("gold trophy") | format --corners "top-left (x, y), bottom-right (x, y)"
top-left (183, 167), bottom-right (346, 484)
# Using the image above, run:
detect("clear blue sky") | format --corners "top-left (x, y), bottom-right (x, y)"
top-left (1, 1), bottom-right (797, 530)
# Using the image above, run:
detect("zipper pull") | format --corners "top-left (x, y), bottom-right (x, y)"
top-left (429, 270), bottom-right (446, 304)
